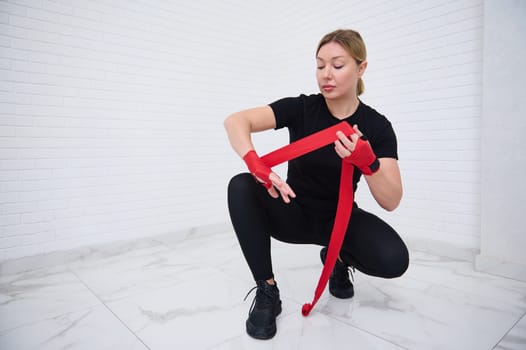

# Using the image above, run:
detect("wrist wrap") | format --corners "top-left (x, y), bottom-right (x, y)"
top-left (243, 150), bottom-right (272, 189)
top-left (345, 136), bottom-right (380, 175)
top-left (250, 122), bottom-right (357, 316)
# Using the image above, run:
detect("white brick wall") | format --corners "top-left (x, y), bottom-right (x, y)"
top-left (0, 0), bottom-right (483, 260)
top-left (355, 0), bottom-right (483, 257)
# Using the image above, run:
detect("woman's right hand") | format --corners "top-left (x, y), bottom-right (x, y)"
top-left (267, 172), bottom-right (296, 203)
top-left (224, 106), bottom-right (295, 203)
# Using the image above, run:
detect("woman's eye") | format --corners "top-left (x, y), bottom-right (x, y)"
top-left (317, 66), bottom-right (325, 70)
top-left (334, 65), bottom-right (344, 69)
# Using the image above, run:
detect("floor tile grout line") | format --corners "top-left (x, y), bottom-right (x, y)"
top-left (67, 266), bottom-right (152, 350)
top-left (4, 231), bottom-right (524, 349)
top-left (321, 311), bottom-right (412, 350)
top-left (0, 267), bottom-right (103, 334)
top-left (408, 260), bottom-right (526, 287)
top-left (0, 304), bottom-right (99, 336)
top-left (401, 273), bottom-right (526, 308)
top-left (490, 310), bottom-right (526, 350)
top-left (237, 285), bottom-right (409, 349)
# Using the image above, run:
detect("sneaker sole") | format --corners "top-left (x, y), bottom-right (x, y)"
top-left (246, 303), bottom-right (282, 340)
top-left (246, 320), bottom-right (277, 340)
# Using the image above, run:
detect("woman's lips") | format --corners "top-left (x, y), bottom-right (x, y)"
top-left (322, 85), bottom-right (335, 92)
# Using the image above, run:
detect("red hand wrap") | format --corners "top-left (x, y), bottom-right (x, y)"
top-left (243, 150), bottom-right (272, 189)
top-left (345, 136), bottom-right (380, 175)
top-left (247, 122), bottom-right (357, 316)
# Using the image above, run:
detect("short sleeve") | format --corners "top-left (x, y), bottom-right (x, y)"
top-left (372, 120), bottom-right (398, 160)
top-left (269, 96), bottom-right (303, 130)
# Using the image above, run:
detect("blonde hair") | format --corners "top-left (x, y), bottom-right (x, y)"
top-left (316, 29), bottom-right (367, 96)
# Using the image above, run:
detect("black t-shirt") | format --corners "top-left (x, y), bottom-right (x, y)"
top-left (269, 93), bottom-right (398, 213)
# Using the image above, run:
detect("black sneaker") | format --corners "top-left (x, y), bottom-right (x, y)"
top-left (243, 280), bottom-right (282, 339)
top-left (320, 247), bottom-right (354, 299)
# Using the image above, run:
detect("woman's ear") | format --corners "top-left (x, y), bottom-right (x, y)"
top-left (358, 61), bottom-right (368, 76)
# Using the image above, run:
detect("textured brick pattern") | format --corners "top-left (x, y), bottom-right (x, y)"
top-left (0, 0), bottom-right (482, 259)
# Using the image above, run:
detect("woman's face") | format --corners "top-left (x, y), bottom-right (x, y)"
top-left (316, 42), bottom-right (366, 100)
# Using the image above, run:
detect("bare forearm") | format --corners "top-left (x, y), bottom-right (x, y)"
top-left (223, 106), bottom-right (277, 158)
top-left (224, 113), bottom-right (254, 158)
top-left (364, 158), bottom-right (402, 211)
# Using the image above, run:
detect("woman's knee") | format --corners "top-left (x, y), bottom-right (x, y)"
top-left (346, 243), bottom-right (409, 278)
top-left (383, 244), bottom-right (409, 278)
top-left (228, 173), bottom-right (254, 196)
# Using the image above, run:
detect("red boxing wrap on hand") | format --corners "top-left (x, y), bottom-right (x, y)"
top-left (241, 122), bottom-right (359, 316)
top-left (243, 150), bottom-right (272, 189)
top-left (344, 136), bottom-right (380, 175)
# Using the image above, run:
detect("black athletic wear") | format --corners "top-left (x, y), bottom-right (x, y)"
top-left (270, 94), bottom-right (397, 214)
top-left (227, 93), bottom-right (408, 283)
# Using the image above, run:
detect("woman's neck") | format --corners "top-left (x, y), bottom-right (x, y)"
top-left (325, 96), bottom-right (360, 120)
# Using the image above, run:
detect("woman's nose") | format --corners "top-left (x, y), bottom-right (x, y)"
top-left (323, 67), bottom-right (333, 79)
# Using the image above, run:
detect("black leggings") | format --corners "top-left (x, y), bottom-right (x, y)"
top-left (227, 173), bottom-right (409, 281)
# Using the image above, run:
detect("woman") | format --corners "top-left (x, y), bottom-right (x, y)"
top-left (224, 29), bottom-right (409, 340)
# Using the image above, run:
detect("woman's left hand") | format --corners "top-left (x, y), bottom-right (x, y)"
top-left (334, 124), bottom-right (362, 158)
top-left (334, 124), bottom-right (380, 176)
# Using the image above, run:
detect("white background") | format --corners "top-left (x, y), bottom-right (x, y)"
top-left (0, 0), bottom-right (524, 279)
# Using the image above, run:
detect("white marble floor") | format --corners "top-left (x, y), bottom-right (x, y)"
top-left (1, 230), bottom-right (525, 350)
